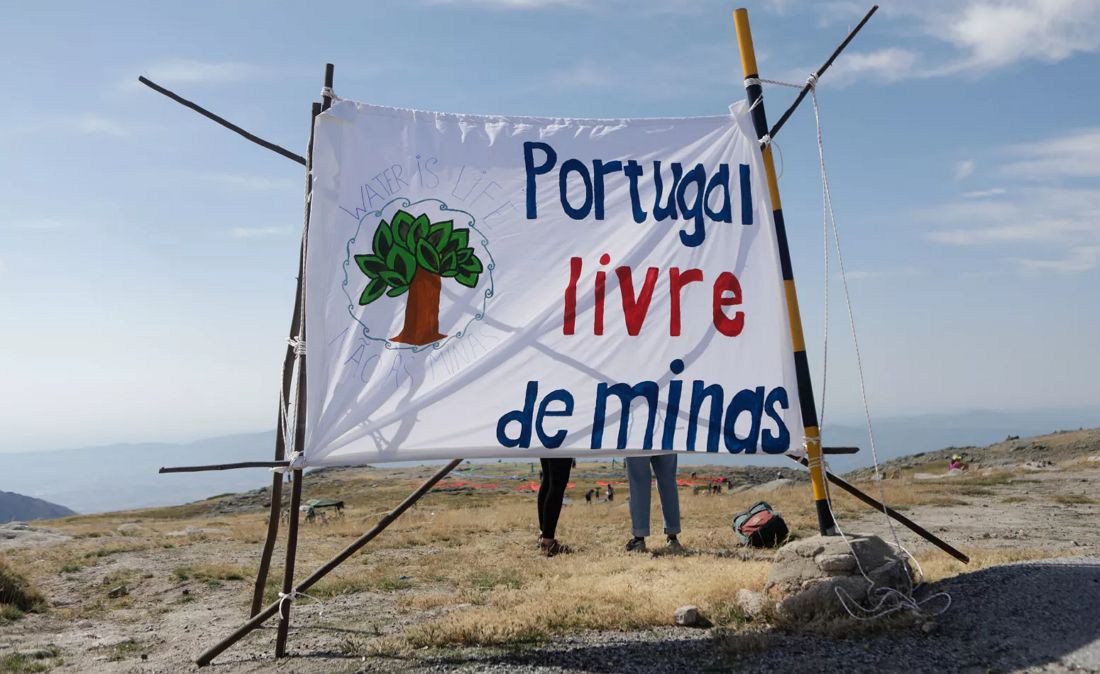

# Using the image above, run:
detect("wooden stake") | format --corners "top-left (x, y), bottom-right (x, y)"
top-left (196, 459), bottom-right (462, 667)
top-left (249, 71), bottom-right (330, 617)
top-left (272, 63), bottom-right (334, 657)
top-left (159, 461), bottom-right (289, 473)
top-left (274, 467), bottom-right (303, 657)
top-left (137, 76), bottom-right (306, 165)
top-left (788, 454), bottom-right (970, 564)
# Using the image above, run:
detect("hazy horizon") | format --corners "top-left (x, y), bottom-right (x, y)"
top-left (3, 0), bottom-right (1099, 453)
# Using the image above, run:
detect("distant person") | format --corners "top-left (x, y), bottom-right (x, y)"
top-left (585, 489), bottom-right (594, 504)
top-left (606, 483), bottom-right (615, 502)
top-left (624, 454), bottom-right (682, 553)
top-left (537, 458), bottom-right (573, 556)
top-left (948, 455), bottom-right (967, 471)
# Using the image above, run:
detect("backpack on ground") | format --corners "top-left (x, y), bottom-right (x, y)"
top-left (732, 501), bottom-right (789, 547)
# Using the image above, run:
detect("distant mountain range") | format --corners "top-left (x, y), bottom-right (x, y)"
top-left (0, 431), bottom-right (275, 514)
top-left (0, 490), bottom-right (76, 523)
top-left (1, 407), bottom-right (1097, 514)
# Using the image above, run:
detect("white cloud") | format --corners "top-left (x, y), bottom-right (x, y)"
top-left (925, 185), bottom-right (1100, 270)
top-left (206, 174), bottom-right (298, 192)
top-left (229, 226), bottom-right (292, 239)
top-left (548, 63), bottom-right (615, 90)
top-left (963, 187), bottom-right (1007, 198)
top-left (1001, 127), bottom-right (1100, 179)
top-left (71, 114), bottom-right (129, 138)
top-left (141, 59), bottom-right (263, 86)
top-left (1013, 246), bottom-right (1100, 273)
top-left (827, 47), bottom-right (921, 86)
top-left (937, 0), bottom-right (1100, 73)
top-left (427, 0), bottom-right (583, 8)
top-left (954, 159), bottom-right (975, 181)
top-left (774, 0), bottom-right (1100, 84)
top-left (2, 218), bottom-right (69, 231)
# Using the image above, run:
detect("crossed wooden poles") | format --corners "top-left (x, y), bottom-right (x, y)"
top-left (145, 5), bottom-right (969, 666)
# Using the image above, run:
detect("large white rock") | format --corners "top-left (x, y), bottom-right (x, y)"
top-left (765, 534), bottom-right (911, 623)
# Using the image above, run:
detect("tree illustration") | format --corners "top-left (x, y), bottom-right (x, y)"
top-left (354, 209), bottom-right (484, 346)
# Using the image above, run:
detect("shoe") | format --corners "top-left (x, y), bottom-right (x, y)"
top-left (625, 536), bottom-right (647, 553)
top-left (666, 536), bottom-right (684, 552)
top-left (541, 539), bottom-right (572, 557)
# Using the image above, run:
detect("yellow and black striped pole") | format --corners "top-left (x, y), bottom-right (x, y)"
top-left (734, 8), bottom-right (836, 536)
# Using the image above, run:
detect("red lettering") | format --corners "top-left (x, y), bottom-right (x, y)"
top-left (616, 266), bottom-right (659, 336)
top-left (668, 267), bottom-right (704, 336)
top-left (563, 256), bottom-right (582, 335)
top-left (594, 253), bottom-right (610, 336)
top-left (712, 271), bottom-right (744, 336)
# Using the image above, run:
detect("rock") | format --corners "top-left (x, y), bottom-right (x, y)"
top-left (673, 605), bottom-right (700, 627)
top-left (921, 620), bottom-right (937, 634)
top-left (755, 478), bottom-right (795, 492)
top-left (107, 585), bottom-right (129, 599)
top-left (736, 588), bottom-right (767, 618)
top-left (116, 523), bottom-right (144, 534)
top-left (817, 553), bottom-right (857, 573)
top-left (765, 534), bottom-right (912, 624)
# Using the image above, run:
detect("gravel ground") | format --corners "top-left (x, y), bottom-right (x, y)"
top-left (384, 557), bottom-right (1100, 674)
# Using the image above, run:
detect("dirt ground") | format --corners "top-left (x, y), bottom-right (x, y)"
top-left (1, 431), bottom-right (1098, 673)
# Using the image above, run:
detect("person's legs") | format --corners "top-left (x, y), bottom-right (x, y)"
top-left (537, 458), bottom-right (552, 536)
top-left (651, 453), bottom-right (681, 536)
top-left (625, 456), bottom-right (653, 538)
top-left (540, 458), bottom-right (572, 539)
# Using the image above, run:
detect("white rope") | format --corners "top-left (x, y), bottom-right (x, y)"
top-left (777, 71), bottom-right (954, 620)
top-left (320, 86), bottom-right (340, 102)
top-left (277, 589), bottom-right (324, 620)
top-left (288, 337), bottom-right (306, 355)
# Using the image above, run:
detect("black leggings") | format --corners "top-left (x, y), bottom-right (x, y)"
top-left (537, 458), bottom-right (572, 539)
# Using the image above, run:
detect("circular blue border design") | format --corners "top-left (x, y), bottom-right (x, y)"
top-left (341, 197), bottom-right (496, 353)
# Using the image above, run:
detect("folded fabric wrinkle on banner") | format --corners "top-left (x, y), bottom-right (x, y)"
top-left (302, 101), bottom-right (804, 466)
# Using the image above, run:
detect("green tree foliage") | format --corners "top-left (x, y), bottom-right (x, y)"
top-left (354, 210), bottom-right (484, 305)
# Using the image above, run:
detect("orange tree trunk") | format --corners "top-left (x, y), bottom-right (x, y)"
top-left (391, 270), bottom-right (446, 345)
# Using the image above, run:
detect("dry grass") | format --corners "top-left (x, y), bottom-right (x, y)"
top-left (7, 459), bottom-right (1089, 651)
top-left (0, 558), bottom-right (45, 618)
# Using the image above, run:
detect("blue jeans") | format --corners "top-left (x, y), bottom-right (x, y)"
top-left (626, 454), bottom-right (681, 537)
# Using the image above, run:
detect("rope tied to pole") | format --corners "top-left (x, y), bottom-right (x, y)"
top-left (277, 590), bottom-right (323, 621)
top-left (768, 65), bottom-right (955, 620)
top-left (320, 86), bottom-right (341, 103)
top-left (288, 337), bottom-right (306, 355)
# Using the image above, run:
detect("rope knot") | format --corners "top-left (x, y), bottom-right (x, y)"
top-left (320, 86), bottom-right (340, 102)
top-left (288, 337), bottom-right (306, 355)
top-left (277, 590), bottom-right (323, 620)
top-left (806, 72), bottom-right (819, 89)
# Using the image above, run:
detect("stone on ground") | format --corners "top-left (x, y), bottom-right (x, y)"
top-left (765, 534), bottom-right (911, 623)
top-left (673, 605), bottom-right (700, 627)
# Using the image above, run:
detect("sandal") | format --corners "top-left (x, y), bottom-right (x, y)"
top-left (540, 538), bottom-right (573, 557)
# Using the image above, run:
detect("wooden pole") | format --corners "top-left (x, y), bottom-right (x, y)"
top-left (137, 76), bottom-right (306, 165)
top-left (196, 459), bottom-right (462, 667)
top-left (733, 8), bottom-right (835, 535)
top-left (766, 5), bottom-right (878, 142)
top-left (159, 461), bottom-right (289, 474)
top-left (273, 64), bottom-right (334, 658)
top-left (788, 455), bottom-right (970, 564)
top-left (249, 74), bottom-right (330, 619)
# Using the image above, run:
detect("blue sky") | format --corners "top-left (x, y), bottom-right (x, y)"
top-left (2, 0), bottom-right (1098, 452)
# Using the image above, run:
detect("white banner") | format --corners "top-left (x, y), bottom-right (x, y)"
top-left (302, 100), bottom-right (803, 466)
